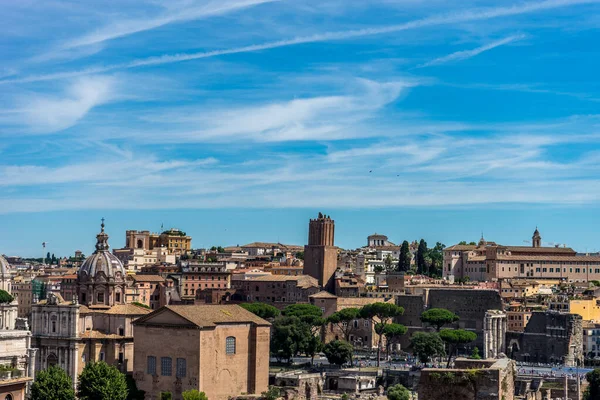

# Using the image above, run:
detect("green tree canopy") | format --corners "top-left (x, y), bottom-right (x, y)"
top-left (31, 365), bottom-right (75, 400)
top-left (383, 323), bottom-right (407, 359)
top-left (410, 332), bottom-right (445, 364)
top-left (323, 340), bottom-right (354, 366)
top-left (387, 384), bottom-right (411, 400)
top-left (270, 316), bottom-right (312, 363)
top-left (262, 386), bottom-right (280, 400)
top-left (359, 303), bottom-right (404, 366)
top-left (183, 390), bottom-right (208, 400)
top-left (439, 329), bottom-right (477, 367)
top-left (470, 347), bottom-right (481, 360)
top-left (427, 242), bottom-right (445, 276)
top-left (327, 308), bottom-right (360, 341)
top-left (126, 374), bottom-right (145, 400)
top-left (420, 308), bottom-right (459, 331)
top-left (416, 239), bottom-right (428, 275)
top-left (282, 304), bottom-right (325, 331)
top-left (585, 368), bottom-right (600, 400)
top-left (77, 361), bottom-right (128, 400)
top-left (0, 289), bottom-right (14, 304)
top-left (398, 241), bottom-right (411, 272)
top-left (240, 303), bottom-right (280, 319)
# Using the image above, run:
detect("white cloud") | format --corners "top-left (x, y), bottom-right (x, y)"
top-left (2, 0), bottom-right (595, 84)
top-left (419, 34), bottom-right (526, 67)
top-left (139, 79), bottom-right (410, 142)
top-left (13, 76), bottom-right (115, 133)
top-left (63, 0), bottom-right (279, 49)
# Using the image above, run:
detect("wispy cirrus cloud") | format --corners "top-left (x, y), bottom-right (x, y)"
top-left (1, 0), bottom-right (596, 84)
top-left (62, 0), bottom-right (279, 50)
top-left (418, 34), bottom-right (526, 67)
top-left (0, 76), bottom-right (115, 133)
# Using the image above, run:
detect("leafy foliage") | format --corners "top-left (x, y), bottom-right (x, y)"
top-left (282, 304), bottom-right (324, 331)
top-left (0, 290), bottom-right (14, 304)
top-left (323, 340), bottom-right (354, 366)
top-left (31, 365), bottom-right (75, 400)
top-left (439, 329), bottom-right (477, 367)
top-left (427, 242), bottom-right (445, 276)
top-left (387, 384), bottom-right (411, 400)
top-left (131, 301), bottom-right (151, 309)
top-left (470, 347), bottom-right (481, 360)
top-left (262, 386), bottom-right (280, 400)
top-left (240, 302), bottom-right (280, 319)
top-left (416, 239), bottom-right (428, 274)
top-left (398, 241), bottom-right (411, 272)
top-left (77, 361), bottom-right (128, 400)
top-left (182, 390), bottom-right (208, 400)
top-left (161, 393), bottom-right (172, 400)
top-left (271, 316), bottom-right (312, 363)
top-left (359, 303), bottom-right (404, 366)
top-left (410, 332), bottom-right (445, 363)
top-left (420, 308), bottom-right (459, 331)
top-left (126, 374), bottom-right (145, 400)
top-left (328, 308), bottom-right (360, 341)
top-left (585, 368), bottom-right (600, 400)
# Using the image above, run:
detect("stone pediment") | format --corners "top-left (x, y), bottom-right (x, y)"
top-left (135, 308), bottom-right (197, 327)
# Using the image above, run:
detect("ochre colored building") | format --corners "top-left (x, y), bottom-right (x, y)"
top-left (133, 304), bottom-right (270, 400)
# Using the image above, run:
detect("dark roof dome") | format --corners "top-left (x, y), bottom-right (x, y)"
top-left (78, 220), bottom-right (125, 282)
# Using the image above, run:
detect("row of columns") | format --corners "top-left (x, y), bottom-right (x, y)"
top-left (484, 310), bottom-right (507, 359)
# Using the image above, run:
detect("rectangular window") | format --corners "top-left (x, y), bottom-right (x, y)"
top-left (147, 356), bottom-right (156, 375)
top-left (99, 352), bottom-right (105, 361)
top-left (97, 292), bottom-right (104, 303)
top-left (161, 357), bottom-right (172, 376)
top-left (176, 358), bottom-right (186, 378)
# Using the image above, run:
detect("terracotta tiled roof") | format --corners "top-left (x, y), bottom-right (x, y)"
top-left (504, 246), bottom-right (576, 254)
top-left (446, 245), bottom-right (478, 251)
top-left (80, 330), bottom-right (127, 339)
top-left (80, 303), bottom-right (151, 315)
top-left (130, 274), bottom-right (165, 283)
top-left (104, 304), bottom-right (152, 315)
top-left (245, 274), bottom-right (319, 288)
top-left (136, 304), bottom-right (270, 327)
top-left (310, 291), bottom-right (337, 299)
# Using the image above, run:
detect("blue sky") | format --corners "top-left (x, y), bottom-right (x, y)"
top-left (1, 0), bottom-right (600, 256)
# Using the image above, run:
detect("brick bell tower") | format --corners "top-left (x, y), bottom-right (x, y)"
top-left (304, 213), bottom-right (337, 292)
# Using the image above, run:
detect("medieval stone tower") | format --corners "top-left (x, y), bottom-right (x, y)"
top-left (304, 213), bottom-right (338, 292)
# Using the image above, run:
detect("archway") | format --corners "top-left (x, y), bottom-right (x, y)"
top-left (47, 353), bottom-right (58, 367)
top-left (137, 239), bottom-right (143, 249)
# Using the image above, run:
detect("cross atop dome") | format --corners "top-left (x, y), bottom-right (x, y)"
top-left (95, 218), bottom-right (110, 252)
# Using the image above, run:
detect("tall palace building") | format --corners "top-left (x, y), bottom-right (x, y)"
top-left (444, 228), bottom-right (600, 282)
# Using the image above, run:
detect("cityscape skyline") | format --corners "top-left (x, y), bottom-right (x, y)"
top-left (2, 206), bottom-right (600, 257)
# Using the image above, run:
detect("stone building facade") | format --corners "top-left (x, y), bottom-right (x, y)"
top-left (0, 255), bottom-right (36, 400)
top-left (31, 221), bottom-right (150, 386)
top-left (506, 311), bottom-right (583, 366)
top-left (418, 358), bottom-right (516, 400)
top-left (232, 274), bottom-right (320, 308)
top-left (133, 304), bottom-right (270, 400)
top-left (444, 229), bottom-right (600, 282)
top-left (303, 214), bottom-right (337, 291)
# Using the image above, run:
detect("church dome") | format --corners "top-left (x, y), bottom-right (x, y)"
top-left (78, 220), bottom-right (125, 283)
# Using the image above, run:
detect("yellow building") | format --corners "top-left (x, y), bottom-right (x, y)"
top-left (568, 299), bottom-right (600, 322)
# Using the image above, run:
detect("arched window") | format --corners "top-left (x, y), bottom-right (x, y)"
top-left (137, 239), bottom-right (144, 249)
top-left (5, 394), bottom-right (13, 400)
top-left (226, 336), bottom-right (236, 354)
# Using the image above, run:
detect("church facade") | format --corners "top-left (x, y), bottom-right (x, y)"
top-left (30, 221), bottom-right (150, 386)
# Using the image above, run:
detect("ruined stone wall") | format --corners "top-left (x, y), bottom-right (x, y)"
top-left (417, 359), bottom-right (516, 400)
top-left (508, 312), bottom-right (583, 365)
